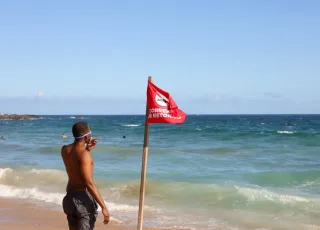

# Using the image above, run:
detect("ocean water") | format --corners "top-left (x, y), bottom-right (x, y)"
top-left (1, 115), bottom-right (320, 230)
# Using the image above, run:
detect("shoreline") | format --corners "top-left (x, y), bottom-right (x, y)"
top-left (0, 197), bottom-right (178, 230)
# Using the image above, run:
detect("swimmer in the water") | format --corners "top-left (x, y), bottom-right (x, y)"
top-left (123, 135), bottom-right (126, 139)
top-left (1, 136), bottom-right (6, 140)
top-left (61, 134), bottom-right (68, 138)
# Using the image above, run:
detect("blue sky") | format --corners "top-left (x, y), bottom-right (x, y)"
top-left (0, 0), bottom-right (319, 114)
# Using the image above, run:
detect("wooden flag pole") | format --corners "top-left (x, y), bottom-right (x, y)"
top-left (137, 76), bottom-right (153, 230)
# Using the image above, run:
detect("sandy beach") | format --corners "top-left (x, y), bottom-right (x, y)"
top-left (0, 198), bottom-right (175, 230)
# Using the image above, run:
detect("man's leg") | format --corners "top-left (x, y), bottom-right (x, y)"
top-left (77, 213), bottom-right (98, 230)
top-left (75, 192), bottom-right (98, 230)
top-left (63, 194), bottom-right (77, 230)
top-left (66, 214), bottom-right (78, 230)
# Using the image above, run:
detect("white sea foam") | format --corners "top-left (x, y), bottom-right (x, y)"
top-left (30, 168), bottom-right (64, 175)
top-left (0, 184), bottom-right (141, 215)
top-left (0, 184), bottom-right (65, 204)
top-left (0, 168), bottom-right (143, 213)
top-left (277, 130), bottom-right (295, 134)
top-left (235, 186), bottom-right (309, 204)
top-left (121, 124), bottom-right (141, 127)
top-left (0, 168), bottom-right (13, 178)
top-left (0, 184), bottom-right (127, 223)
top-left (70, 116), bottom-right (84, 119)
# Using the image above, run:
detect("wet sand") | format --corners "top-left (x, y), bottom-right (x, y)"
top-left (0, 198), bottom-right (174, 230)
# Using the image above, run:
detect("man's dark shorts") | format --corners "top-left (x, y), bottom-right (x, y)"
top-left (63, 191), bottom-right (98, 230)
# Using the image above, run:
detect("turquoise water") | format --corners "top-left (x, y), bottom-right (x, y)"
top-left (0, 115), bottom-right (320, 229)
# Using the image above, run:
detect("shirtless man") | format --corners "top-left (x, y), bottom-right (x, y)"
top-left (61, 122), bottom-right (109, 230)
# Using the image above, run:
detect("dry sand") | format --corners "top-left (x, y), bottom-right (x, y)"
top-left (0, 198), bottom-right (175, 230)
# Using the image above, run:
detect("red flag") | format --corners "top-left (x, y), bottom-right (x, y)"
top-left (146, 81), bottom-right (186, 124)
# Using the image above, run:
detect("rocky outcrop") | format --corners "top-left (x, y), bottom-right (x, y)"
top-left (0, 114), bottom-right (40, 120)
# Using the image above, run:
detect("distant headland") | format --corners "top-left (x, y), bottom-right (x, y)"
top-left (0, 114), bottom-right (40, 120)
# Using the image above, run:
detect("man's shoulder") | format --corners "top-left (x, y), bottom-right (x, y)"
top-left (61, 144), bottom-right (73, 154)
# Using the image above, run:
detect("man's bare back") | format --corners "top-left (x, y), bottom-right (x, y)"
top-left (61, 143), bottom-right (93, 192)
top-left (61, 122), bottom-right (109, 230)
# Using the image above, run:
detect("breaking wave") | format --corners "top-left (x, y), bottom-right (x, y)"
top-left (121, 124), bottom-right (141, 127)
top-left (4, 166), bottom-right (318, 219)
top-left (277, 130), bottom-right (295, 134)
top-left (1, 167), bottom-right (320, 229)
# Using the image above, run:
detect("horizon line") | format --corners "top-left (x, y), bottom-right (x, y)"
top-left (32, 113), bottom-right (320, 116)
top-left (2, 113), bottom-right (320, 116)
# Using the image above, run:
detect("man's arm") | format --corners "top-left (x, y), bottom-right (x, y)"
top-left (79, 151), bottom-right (110, 224)
top-left (61, 146), bottom-right (68, 192)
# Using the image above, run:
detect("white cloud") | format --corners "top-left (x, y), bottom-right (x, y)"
top-left (37, 92), bottom-right (45, 97)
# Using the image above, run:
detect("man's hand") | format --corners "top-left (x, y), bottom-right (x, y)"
top-left (86, 137), bottom-right (97, 151)
top-left (102, 208), bottom-right (110, 225)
